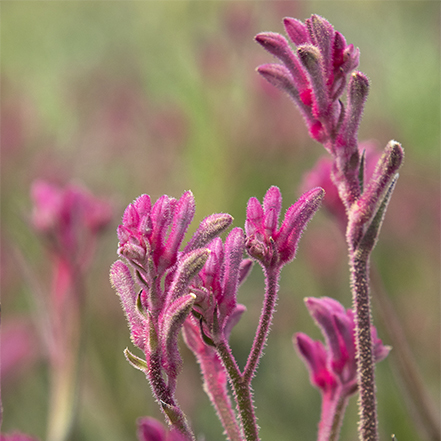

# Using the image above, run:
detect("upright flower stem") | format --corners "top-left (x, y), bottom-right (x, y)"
top-left (350, 251), bottom-right (378, 441)
top-left (244, 266), bottom-right (280, 383)
top-left (47, 260), bottom-right (84, 441)
top-left (146, 349), bottom-right (195, 440)
top-left (216, 340), bottom-right (259, 441)
top-left (214, 266), bottom-right (282, 441)
top-left (317, 390), bottom-right (349, 441)
top-left (198, 355), bottom-right (242, 441)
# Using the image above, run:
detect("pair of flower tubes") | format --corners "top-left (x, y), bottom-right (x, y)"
top-left (112, 13), bottom-right (403, 441)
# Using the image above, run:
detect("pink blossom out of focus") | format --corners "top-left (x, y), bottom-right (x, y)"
top-left (30, 180), bottom-right (112, 265)
top-left (295, 296), bottom-right (390, 396)
top-left (1, 318), bottom-right (39, 384)
top-left (137, 417), bottom-right (186, 441)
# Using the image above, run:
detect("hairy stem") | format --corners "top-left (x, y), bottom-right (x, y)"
top-left (317, 390), bottom-right (349, 441)
top-left (216, 340), bottom-right (259, 441)
top-left (350, 252), bottom-right (378, 441)
top-left (243, 266), bottom-right (280, 383)
top-left (198, 354), bottom-right (243, 441)
top-left (146, 350), bottom-right (195, 440)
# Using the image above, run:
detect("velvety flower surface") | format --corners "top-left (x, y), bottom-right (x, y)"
top-left (295, 296), bottom-right (390, 396)
top-left (245, 186), bottom-right (324, 268)
top-left (256, 15), bottom-right (360, 147)
top-left (111, 192), bottom-right (234, 437)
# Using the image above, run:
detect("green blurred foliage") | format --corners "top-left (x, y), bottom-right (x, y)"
top-left (1, 2), bottom-right (439, 441)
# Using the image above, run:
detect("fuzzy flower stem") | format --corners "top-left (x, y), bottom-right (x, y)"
top-left (216, 340), bottom-right (259, 441)
top-left (328, 395), bottom-right (350, 441)
top-left (198, 355), bottom-right (243, 441)
top-left (243, 266), bottom-right (280, 383)
top-left (350, 252), bottom-right (378, 441)
top-left (146, 349), bottom-right (195, 440)
top-left (317, 390), bottom-right (349, 441)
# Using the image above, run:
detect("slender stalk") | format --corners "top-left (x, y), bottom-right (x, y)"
top-left (47, 259), bottom-right (83, 441)
top-left (243, 266), bottom-right (280, 383)
top-left (216, 340), bottom-right (259, 441)
top-left (350, 252), bottom-right (378, 441)
top-left (198, 354), bottom-right (243, 441)
top-left (317, 390), bottom-right (349, 441)
top-left (146, 350), bottom-right (195, 440)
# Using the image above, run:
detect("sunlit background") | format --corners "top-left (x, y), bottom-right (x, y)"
top-left (2, 2), bottom-right (439, 441)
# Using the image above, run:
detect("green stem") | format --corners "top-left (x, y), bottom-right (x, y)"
top-left (47, 260), bottom-right (83, 441)
top-left (216, 340), bottom-right (259, 441)
top-left (146, 350), bottom-right (195, 440)
top-left (198, 353), bottom-right (243, 441)
top-left (243, 266), bottom-right (280, 383)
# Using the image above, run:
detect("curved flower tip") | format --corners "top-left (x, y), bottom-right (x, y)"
top-left (295, 332), bottom-right (337, 394)
top-left (297, 296), bottom-right (390, 395)
top-left (256, 14), bottom-right (361, 146)
top-left (245, 186), bottom-right (324, 267)
top-left (137, 417), bottom-right (187, 441)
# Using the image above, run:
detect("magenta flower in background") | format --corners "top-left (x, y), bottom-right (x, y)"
top-left (31, 180), bottom-right (112, 267)
top-left (29, 179), bottom-right (112, 441)
top-left (0, 317), bottom-right (39, 383)
top-left (137, 417), bottom-right (187, 441)
top-left (295, 297), bottom-right (390, 440)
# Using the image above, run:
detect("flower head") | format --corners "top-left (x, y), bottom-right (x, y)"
top-left (256, 15), bottom-right (361, 148)
top-left (111, 192), bottom-right (233, 396)
top-left (31, 180), bottom-right (112, 265)
top-left (183, 228), bottom-right (250, 347)
top-left (245, 186), bottom-right (324, 268)
top-left (295, 296), bottom-right (390, 396)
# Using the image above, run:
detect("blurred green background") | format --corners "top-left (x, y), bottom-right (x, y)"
top-left (2, 1), bottom-right (439, 441)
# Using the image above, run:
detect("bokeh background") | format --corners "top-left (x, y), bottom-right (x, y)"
top-left (2, 1), bottom-right (439, 440)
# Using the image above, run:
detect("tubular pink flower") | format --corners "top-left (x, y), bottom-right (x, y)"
top-left (245, 186), bottom-right (324, 268)
top-left (31, 180), bottom-right (112, 265)
top-left (295, 297), bottom-right (390, 441)
top-left (112, 192), bottom-right (235, 439)
top-left (257, 15), bottom-right (360, 145)
top-left (295, 333), bottom-right (337, 394)
top-left (297, 296), bottom-right (390, 395)
top-left (187, 228), bottom-right (246, 343)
